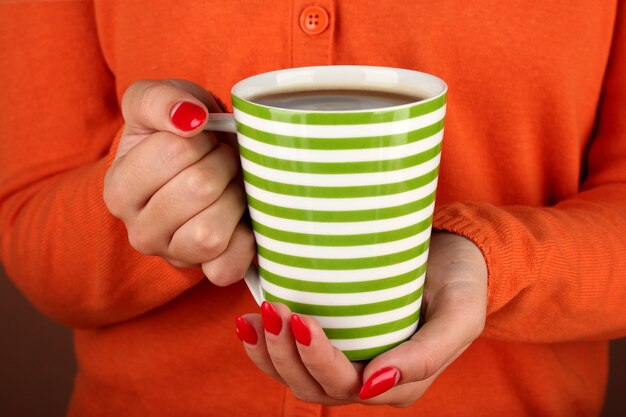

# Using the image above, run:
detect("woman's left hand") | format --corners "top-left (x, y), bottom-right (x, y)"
top-left (235, 231), bottom-right (488, 406)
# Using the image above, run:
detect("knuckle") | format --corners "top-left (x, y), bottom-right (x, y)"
top-left (406, 339), bottom-right (439, 380)
top-left (161, 135), bottom-right (192, 163)
top-left (183, 170), bottom-right (205, 197)
top-left (183, 169), bottom-right (217, 202)
top-left (301, 356), bottom-right (332, 376)
top-left (102, 185), bottom-right (122, 217)
top-left (103, 176), bottom-right (129, 218)
top-left (201, 263), bottom-right (219, 285)
top-left (120, 81), bottom-right (142, 118)
top-left (204, 267), bottom-right (231, 287)
top-left (216, 267), bottom-right (244, 286)
top-left (127, 227), bottom-right (160, 255)
top-left (193, 224), bottom-right (229, 259)
top-left (203, 261), bottom-right (241, 287)
top-left (121, 80), bottom-right (159, 119)
top-left (267, 352), bottom-right (292, 370)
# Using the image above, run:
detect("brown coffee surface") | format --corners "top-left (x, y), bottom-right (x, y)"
top-left (249, 89), bottom-right (422, 111)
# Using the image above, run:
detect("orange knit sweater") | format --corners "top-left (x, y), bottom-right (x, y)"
top-left (1, 1), bottom-right (625, 416)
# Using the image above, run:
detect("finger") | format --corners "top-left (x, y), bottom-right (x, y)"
top-left (104, 131), bottom-right (218, 220)
top-left (235, 313), bottom-right (286, 384)
top-left (291, 314), bottom-right (362, 401)
top-left (261, 302), bottom-right (335, 404)
top-left (121, 79), bottom-right (221, 138)
top-left (360, 342), bottom-right (470, 406)
top-left (168, 181), bottom-right (247, 264)
top-left (361, 280), bottom-right (486, 398)
top-left (161, 80), bottom-right (236, 149)
top-left (201, 222), bottom-right (256, 287)
top-left (133, 144), bottom-right (241, 256)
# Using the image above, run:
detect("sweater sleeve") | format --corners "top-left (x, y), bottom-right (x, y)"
top-left (0, 2), bottom-right (204, 328)
top-left (433, 1), bottom-right (626, 343)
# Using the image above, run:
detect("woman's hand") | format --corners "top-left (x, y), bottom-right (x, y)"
top-left (103, 79), bottom-right (255, 285)
top-left (236, 231), bottom-right (487, 406)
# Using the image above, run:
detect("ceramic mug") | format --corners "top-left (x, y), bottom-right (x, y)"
top-left (204, 65), bottom-right (447, 360)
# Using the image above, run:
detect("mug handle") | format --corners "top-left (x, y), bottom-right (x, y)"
top-left (203, 113), bottom-right (264, 306)
top-left (204, 113), bottom-right (237, 133)
top-left (244, 265), bottom-right (264, 306)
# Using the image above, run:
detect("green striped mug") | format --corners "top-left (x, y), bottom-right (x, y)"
top-left (205, 66), bottom-right (447, 360)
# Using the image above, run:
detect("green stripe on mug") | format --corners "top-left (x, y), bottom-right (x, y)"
top-left (247, 191), bottom-right (435, 222)
top-left (243, 167), bottom-right (439, 198)
top-left (259, 263), bottom-right (427, 293)
top-left (342, 341), bottom-right (405, 361)
top-left (323, 310), bottom-right (420, 339)
top-left (257, 239), bottom-right (429, 270)
top-left (235, 119), bottom-right (444, 150)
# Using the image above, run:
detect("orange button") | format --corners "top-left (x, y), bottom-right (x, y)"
top-left (299, 6), bottom-right (330, 35)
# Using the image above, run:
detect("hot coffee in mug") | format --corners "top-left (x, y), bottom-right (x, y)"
top-left (250, 89), bottom-right (425, 111)
top-left (204, 66), bottom-right (447, 360)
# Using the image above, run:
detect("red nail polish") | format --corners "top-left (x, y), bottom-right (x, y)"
top-left (235, 316), bottom-right (258, 345)
top-left (290, 314), bottom-right (311, 346)
top-left (171, 101), bottom-right (206, 131)
top-left (261, 301), bottom-right (282, 335)
top-left (358, 367), bottom-right (400, 400)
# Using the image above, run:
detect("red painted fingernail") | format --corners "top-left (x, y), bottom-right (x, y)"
top-left (171, 101), bottom-right (206, 131)
top-left (261, 301), bottom-right (282, 335)
top-left (235, 316), bottom-right (258, 345)
top-left (358, 367), bottom-right (400, 400)
top-left (290, 314), bottom-right (311, 346)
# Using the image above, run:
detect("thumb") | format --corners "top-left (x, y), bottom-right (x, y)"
top-left (359, 278), bottom-right (486, 401)
top-left (115, 79), bottom-right (222, 158)
top-left (121, 79), bottom-right (220, 135)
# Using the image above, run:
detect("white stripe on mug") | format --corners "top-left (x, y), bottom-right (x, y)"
top-left (241, 153), bottom-right (441, 187)
top-left (237, 129), bottom-right (443, 163)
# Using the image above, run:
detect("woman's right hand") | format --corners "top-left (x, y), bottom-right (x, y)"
top-left (103, 79), bottom-right (255, 286)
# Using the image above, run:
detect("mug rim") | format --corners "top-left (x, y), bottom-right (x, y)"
top-left (230, 65), bottom-right (448, 115)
